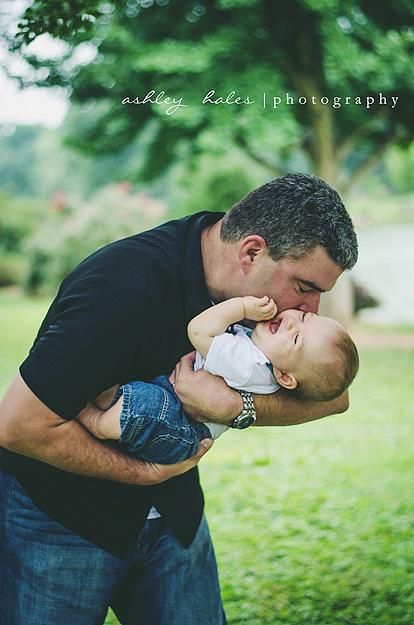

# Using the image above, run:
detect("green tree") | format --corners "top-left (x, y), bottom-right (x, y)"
top-left (0, 126), bottom-right (41, 196)
top-left (0, 120), bottom-right (148, 200)
top-left (384, 141), bottom-right (414, 194)
top-left (0, 193), bottom-right (45, 286)
top-left (8, 0), bottom-right (414, 191)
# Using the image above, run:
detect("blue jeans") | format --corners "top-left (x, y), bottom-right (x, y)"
top-left (118, 375), bottom-right (211, 463)
top-left (0, 470), bottom-right (227, 625)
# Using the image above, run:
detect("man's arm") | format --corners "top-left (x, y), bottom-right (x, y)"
top-left (188, 296), bottom-right (276, 357)
top-left (0, 374), bottom-right (213, 486)
top-left (253, 387), bottom-right (349, 426)
top-left (171, 352), bottom-right (349, 426)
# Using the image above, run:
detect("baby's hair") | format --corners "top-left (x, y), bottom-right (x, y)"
top-left (295, 329), bottom-right (359, 401)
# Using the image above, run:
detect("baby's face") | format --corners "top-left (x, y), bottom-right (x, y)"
top-left (251, 309), bottom-right (342, 377)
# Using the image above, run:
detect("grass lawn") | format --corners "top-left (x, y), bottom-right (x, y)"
top-left (1, 290), bottom-right (413, 625)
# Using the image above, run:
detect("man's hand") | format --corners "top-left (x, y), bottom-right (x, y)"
top-left (243, 296), bottom-right (277, 321)
top-left (253, 388), bottom-right (350, 426)
top-left (170, 352), bottom-right (242, 424)
top-left (136, 439), bottom-right (214, 485)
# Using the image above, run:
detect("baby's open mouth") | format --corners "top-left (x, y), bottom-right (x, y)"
top-left (269, 319), bottom-right (281, 334)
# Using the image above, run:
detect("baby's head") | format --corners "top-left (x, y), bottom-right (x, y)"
top-left (251, 309), bottom-right (359, 401)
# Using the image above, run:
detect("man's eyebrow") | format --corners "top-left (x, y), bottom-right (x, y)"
top-left (299, 279), bottom-right (326, 293)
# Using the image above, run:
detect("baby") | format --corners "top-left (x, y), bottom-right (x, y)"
top-left (78, 296), bottom-right (359, 463)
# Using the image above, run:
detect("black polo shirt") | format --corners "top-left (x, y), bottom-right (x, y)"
top-left (0, 211), bottom-right (224, 557)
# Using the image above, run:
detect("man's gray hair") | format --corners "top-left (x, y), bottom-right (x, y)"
top-left (220, 173), bottom-right (358, 269)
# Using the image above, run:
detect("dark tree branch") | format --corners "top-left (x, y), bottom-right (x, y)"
top-left (338, 130), bottom-right (396, 195)
top-left (336, 109), bottom-right (387, 166)
top-left (234, 134), bottom-right (287, 177)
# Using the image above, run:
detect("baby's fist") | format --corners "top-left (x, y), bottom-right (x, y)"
top-left (243, 296), bottom-right (277, 321)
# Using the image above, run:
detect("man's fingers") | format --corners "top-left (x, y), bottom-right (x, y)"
top-left (194, 437), bottom-right (214, 458)
top-left (173, 439), bottom-right (213, 472)
top-left (180, 351), bottom-right (196, 368)
top-left (175, 352), bottom-right (196, 381)
top-left (168, 365), bottom-right (176, 383)
top-left (171, 352), bottom-right (197, 385)
top-left (148, 439), bottom-right (214, 484)
top-left (169, 360), bottom-right (182, 385)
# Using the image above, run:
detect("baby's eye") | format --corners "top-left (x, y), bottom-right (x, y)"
top-left (294, 334), bottom-right (299, 344)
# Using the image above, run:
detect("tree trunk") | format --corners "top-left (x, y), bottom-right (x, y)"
top-left (304, 87), bottom-right (355, 327)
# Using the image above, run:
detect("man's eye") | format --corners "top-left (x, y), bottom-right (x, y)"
top-left (298, 286), bottom-right (311, 294)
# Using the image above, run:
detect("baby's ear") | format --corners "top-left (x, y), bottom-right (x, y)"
top-left (274, 369), bottom-right (297, 390)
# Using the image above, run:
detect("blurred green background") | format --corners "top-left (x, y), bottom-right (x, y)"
top-left (0, 1), bottom-right (413, 623)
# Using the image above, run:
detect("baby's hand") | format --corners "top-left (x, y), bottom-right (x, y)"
top-left (242, 296), bottom-right (277, 321)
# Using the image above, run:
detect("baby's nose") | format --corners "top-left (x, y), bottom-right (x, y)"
top-left (286, 317), bottom-right (297, 331)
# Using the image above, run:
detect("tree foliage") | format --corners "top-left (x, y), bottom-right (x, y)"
top-left (0, 192), bottom-right (45, 287)
top-left (9, 0), bottom-right (414, 191)
top-left (385, 142), bottom-right (414, 194)
top-left (0, 121), bottom-right (146, 199)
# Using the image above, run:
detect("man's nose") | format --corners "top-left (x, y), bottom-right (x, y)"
top-left (298, 293), bottom-right (321, 314)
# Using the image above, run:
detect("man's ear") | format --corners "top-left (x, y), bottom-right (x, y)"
top-left (273, 368), bottom-right (298, 390)
top-left (238, 235), bottom-right (268, 271)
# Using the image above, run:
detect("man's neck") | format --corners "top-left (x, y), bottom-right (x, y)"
top-left (201, 219), bottom-right (238, 303)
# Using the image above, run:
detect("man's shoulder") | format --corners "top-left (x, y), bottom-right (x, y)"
top-left (72, 212), bottom-right (217, 274)
top-left (55, 211), bottom-right (221, 304)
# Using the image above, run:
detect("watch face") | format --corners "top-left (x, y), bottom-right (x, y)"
top-left (236, 415), bottom-right (256, 429)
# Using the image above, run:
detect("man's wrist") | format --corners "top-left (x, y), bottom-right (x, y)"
top-left (230, 391), bottom-right (257, 429)
top-left (229, 389), bottom-right (244, 421)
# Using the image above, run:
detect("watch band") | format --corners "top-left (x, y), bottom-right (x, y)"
top-left (231, 390), bottom-right (257, 429)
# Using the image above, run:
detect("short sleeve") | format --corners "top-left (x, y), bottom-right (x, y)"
top-left (19, 277), bottom-right (148, 420)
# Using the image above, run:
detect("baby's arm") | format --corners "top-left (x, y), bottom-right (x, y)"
top-left (188, 296), bottom-right (277, 358)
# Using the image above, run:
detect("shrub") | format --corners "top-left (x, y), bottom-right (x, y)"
top-left (0, 194), bottom-right (45, 253)
top-left (23, 184), bottom-right (166, 294)
top-left (170, 153), bottom-right (269, 217)
top-left (0, 253), bottom-right (27, 287)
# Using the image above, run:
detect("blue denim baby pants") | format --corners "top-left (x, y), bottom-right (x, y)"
top-left (118, 375), bottom-right (211, 463)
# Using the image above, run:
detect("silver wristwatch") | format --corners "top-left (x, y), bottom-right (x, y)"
top-left (231, 391), bottom-right (256, 429)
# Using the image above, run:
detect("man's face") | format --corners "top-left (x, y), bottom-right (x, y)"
top-left (244, 245), bottom-right (343, 314)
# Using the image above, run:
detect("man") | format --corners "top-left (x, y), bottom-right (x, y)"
top-left (0, 173), bottom-right (357, 625)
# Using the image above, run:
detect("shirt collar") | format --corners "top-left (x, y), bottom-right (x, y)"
top-left (230, 324), bottom-right (274, 373)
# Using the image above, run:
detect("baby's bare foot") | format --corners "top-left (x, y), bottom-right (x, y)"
top-left (93, 385), bottom-right (120, 410)
top-left (77, 403), bottom-right (107, 439)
